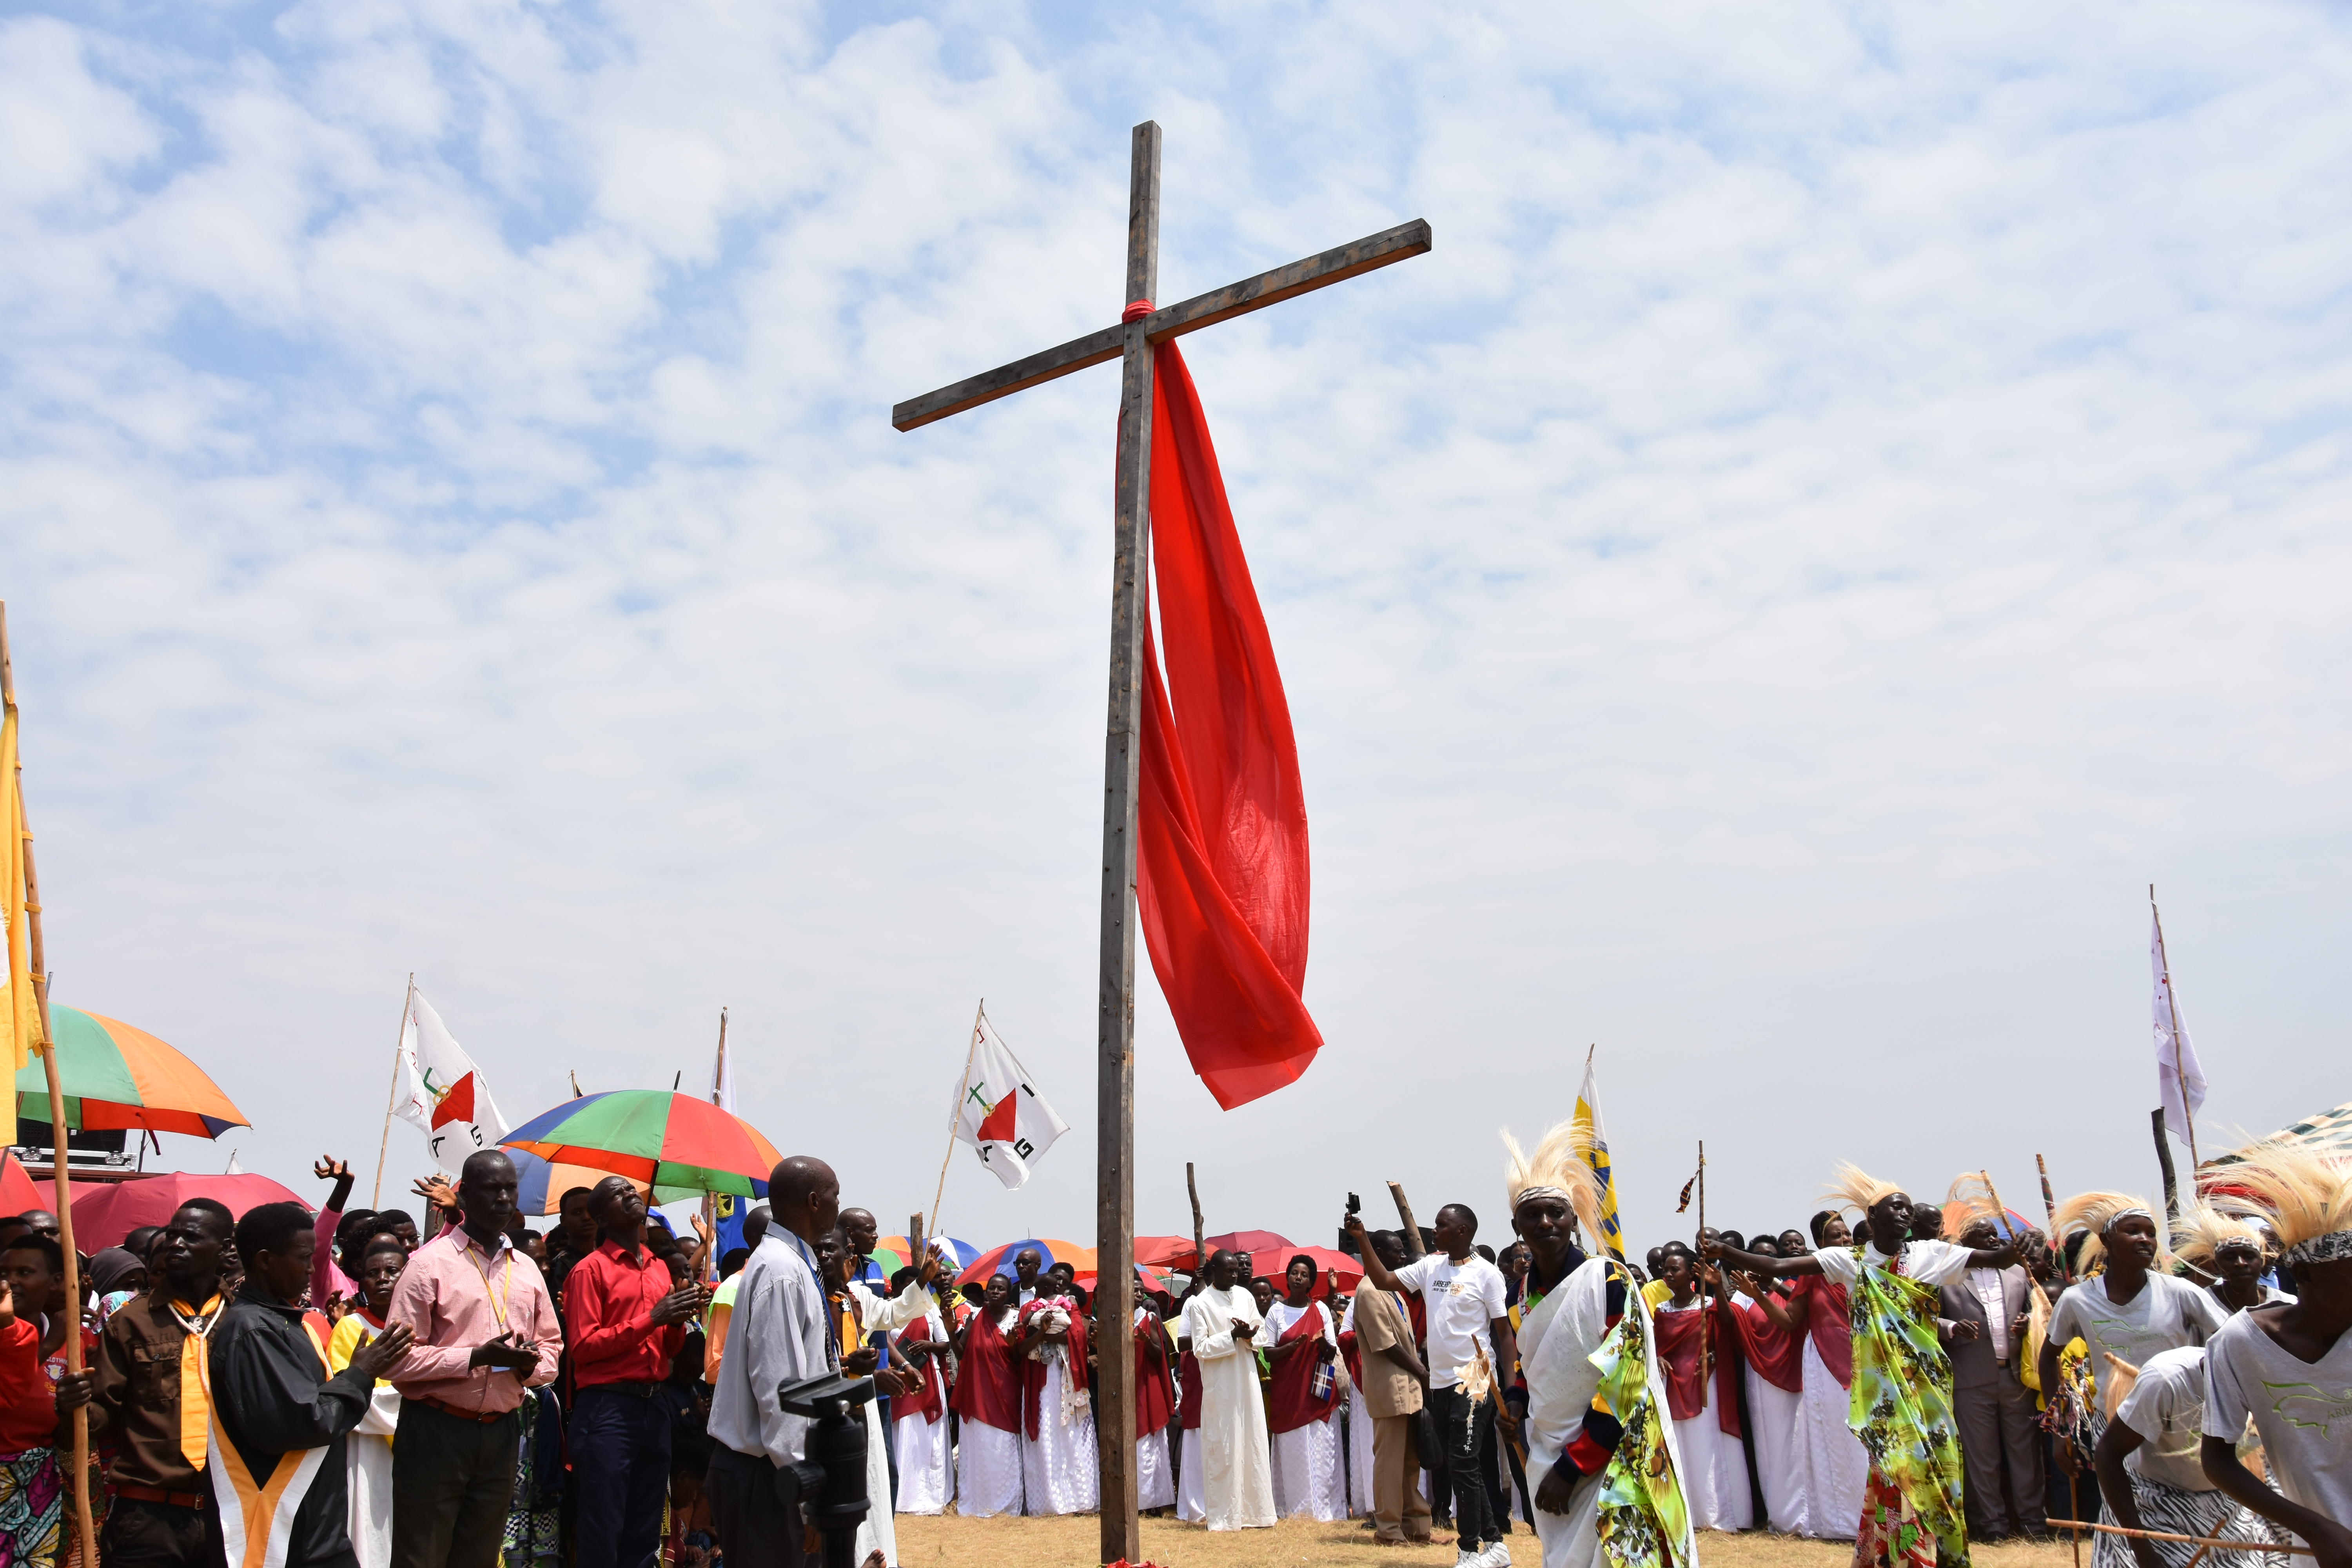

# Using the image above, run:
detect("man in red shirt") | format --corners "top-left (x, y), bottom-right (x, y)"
top-left (563, 1176), bottom-right (710, 1568)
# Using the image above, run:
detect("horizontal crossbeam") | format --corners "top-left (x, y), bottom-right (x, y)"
top-left (891, 218), bottom-right (1432, 432)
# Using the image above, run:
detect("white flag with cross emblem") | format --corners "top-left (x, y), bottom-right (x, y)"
top-left (952, 1016), bottom-right (1069, 1190)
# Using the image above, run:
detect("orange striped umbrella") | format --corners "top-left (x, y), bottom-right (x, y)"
top-left (15, 1007), bottom-right (248, 1138)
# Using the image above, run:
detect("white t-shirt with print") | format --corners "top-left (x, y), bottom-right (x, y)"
top-left (1394, 1253), bottom-right (1508, 1388)
top-left (2204, 1307), bottom-right (2352, 1530)
top-left (2048, 1272), bottom-right (2226, 1407)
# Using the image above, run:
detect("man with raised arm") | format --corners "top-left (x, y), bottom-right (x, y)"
top-left (1705, 1163), bottom-right (2018, 1568)
top-left (1353, 1203), bottom-right (1520, 1568)
top-left (384, 1150), bottom-right (563, 1568)
top-left (706, 1156), bottom-right (838, 1568)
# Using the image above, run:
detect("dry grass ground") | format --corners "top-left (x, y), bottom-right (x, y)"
top-left (894, 1515), bottom-right (2080, 1568)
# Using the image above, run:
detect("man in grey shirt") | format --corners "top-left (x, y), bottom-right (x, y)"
top-left (708, 1156), bottom-right (841, 1568)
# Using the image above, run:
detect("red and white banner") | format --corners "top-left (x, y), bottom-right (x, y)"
top-left (953, 1016), bottom-right (1068, 1190)
top-left (396, 986), bottom-right (510, 1174)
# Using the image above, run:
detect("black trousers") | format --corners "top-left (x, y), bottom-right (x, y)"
top-left (99, 1498), bottom-right (225, 1568)
top-left (573, 1385), bottom-right (674, 1568)
top-left (391, 1402), bottom-right (523, 1568)
top-left (1432, 1385), bottom-right (1499, 1548)
top-left (708, 1446), bottom-right (809, 1568)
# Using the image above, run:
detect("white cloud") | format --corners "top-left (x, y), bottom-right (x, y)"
top-left (2, 0), bottom-right (2348, 1252)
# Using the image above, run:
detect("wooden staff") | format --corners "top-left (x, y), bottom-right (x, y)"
top-left (1695, 1139), bottom-right (1709, 1408)
top-left (1388, 1180), bottom-right (1426, 1260)
top-left (1185, 1161), bottom-right (1205, 1275)
top-left (1, 605), bottom-right (96, 1568)
top-left (370, 973), bottom-right (415, 1209)
top-left (2036, 1152), bottom-right (2067, 1280)
top-left (926, 1000), bottom-right (985, 1240)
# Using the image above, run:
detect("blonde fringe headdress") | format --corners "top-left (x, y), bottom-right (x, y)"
top-left (1825, 1162), bottom-right (1906, 1217)
top-left (2214, 1142), bottom-right (2352, 1269)
top-left (2053, 1190), bottom-right (2161, 1272)
top-left (1944, 1173), bottom-right (2004, 1233)
top-left (1502, 1120), bottom-right (1607, 1248)
top-left (2167, 1204), bottom-right (2267, 1279)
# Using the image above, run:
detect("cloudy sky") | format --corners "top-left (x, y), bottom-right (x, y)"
top-left (5, 0), bottom-right (2348, 1256)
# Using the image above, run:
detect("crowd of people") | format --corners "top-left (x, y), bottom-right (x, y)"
top-left (0, 1132), bottom-right (2339, 1568)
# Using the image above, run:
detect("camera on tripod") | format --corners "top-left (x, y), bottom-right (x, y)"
top-left (776, 1371), bottom-right (876, 1568)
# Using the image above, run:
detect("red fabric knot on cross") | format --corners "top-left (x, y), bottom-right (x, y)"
top-left (1122, 299), bottom-right (1154, 322)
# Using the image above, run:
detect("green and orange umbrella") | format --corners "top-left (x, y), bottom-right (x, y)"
top-left (14, 1006), bottom-right (248, 1138)
top-left (501, 1090), bottom-right (783, 1203)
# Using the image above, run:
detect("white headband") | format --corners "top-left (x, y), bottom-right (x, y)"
top-left (1513, 1185), bottom-right (1574, 1210)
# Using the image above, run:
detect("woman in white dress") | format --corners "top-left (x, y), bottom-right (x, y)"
top-left (1261, 1256), bottom-right (1345, 1521)
top-left (1016, 1281), bottom-right (1100, 1514)
top-left (948, 1274), bottom-right (1026, 1517)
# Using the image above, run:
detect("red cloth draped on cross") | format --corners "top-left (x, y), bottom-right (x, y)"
top-left (1132, 340), bottom-right (1324, 1111)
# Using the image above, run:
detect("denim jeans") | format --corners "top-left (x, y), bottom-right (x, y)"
top-left (1431, 1383), bottom-right (1498, 1548)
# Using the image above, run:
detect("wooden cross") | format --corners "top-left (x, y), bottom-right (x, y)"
top-left (893, 120), bottom-right (1428, 1563)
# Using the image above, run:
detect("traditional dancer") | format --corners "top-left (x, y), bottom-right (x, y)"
top-left (2167, 1207), bottom-right (2290, 1315)
top-left (947, 1274), bottom-right (1024, 1518)
top-left (1710, 1163), bottom-right (2020, 1568)
top-left (2092, 1343), bottom-right (2287, 1568)
top-left (1494, 1119), bottom-right (1693, 1568)
top-left (2200, 1142), bottom-right (2352, 1568)
top-left (1262, 1256), bottom-right (1345, 1521)
top-left (1180, 1250), bottom-right (1276, 1531)
top-left (2036, 1189), bottom-right (2226, 1535)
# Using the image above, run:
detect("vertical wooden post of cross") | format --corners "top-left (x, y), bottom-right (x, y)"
top-left (1093, 118), bottom-right (1159, 1568)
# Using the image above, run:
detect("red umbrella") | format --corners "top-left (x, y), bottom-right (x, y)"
top-left (0, 1154), bottom-right (40, 1216)
top-left (69, 1173), bottom-right (306, 1250)
top-left (1249, 1245), bottom-right (1362, 1297)
top-left (1135, 1234), bottom-right (1197, 1268)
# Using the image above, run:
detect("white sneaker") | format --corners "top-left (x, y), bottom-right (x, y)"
top-left (1454, 1550), bottom-right (1483, 1568)
top-left (1481, 1541), bottom-right (1514, 1568)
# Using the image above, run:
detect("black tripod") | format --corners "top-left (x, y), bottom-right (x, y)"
top-left (775, 1371), bottom-right (877, 1568)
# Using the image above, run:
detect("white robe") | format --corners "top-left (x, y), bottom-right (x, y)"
top-left (956, 1420), bottom-right (1025, 1517)
top-left (1746, 1362), bottom-right (1806, 1534)
top-left (346, 1374), bottom-right (400, 1568)
top-left (1340, 1299), bottom-right (1376, 1516)
top-left (1519, 1259), bottom-right (1697, 1568)
top-left (890, 1306), bottom-right (952, 1516)
top-left (1795, 1332), bottom-right (1867, 1538)
top-left (849, 1280), bottom-right (938, 1563)
top-left (1263, 1299), bottom-right (1346, 1521)
top-left (1181, 1286), bottom-right (1276, 1530)
top-left (1020, 1351), bottom-right (1100, 1514)
top-left (1178, 1426), bottom-right (1205, 1522)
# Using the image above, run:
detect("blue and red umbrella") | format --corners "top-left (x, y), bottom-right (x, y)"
top-left (954, 1238), bottom-right (1098, 1289)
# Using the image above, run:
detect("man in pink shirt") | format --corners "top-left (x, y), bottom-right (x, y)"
top-left (385, 1149), bottom-right (563, 1568)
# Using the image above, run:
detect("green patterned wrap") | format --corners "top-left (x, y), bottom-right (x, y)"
top-left (1846, 1252), bottom-right (1970, 1568)
top-left (1591, 1298), bottom-right (1696, 1568)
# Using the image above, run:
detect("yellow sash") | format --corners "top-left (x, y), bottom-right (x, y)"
top-left (170, 1296), bottom-right (223, 1471)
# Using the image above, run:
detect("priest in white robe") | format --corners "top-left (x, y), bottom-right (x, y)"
top-left (1178, 1250), bottom-right (1276, 1532)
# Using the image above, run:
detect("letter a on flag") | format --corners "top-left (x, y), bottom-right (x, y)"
top-left (396, 986), bottom-right (511, 1174)
top-left (953, 1014), bottom-right (1069, 1191)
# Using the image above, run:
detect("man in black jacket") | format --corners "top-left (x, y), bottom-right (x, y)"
top-left (209, 1202), bottom-right (412, 1568)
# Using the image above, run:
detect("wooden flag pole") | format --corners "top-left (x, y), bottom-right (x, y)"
top-left (927, 1002), bottom-right (985, 1241)
top-left (1, 606), bottom-right (96, 1568)
top-left (370, 973), bottom-right (415, 1210)
top-left (1696, 1139), bottom-right (1709, 1409)
top-left (1388, 1180), bottom-right (1426, 1260)
top-left (1186, 1161), bottom-right (1205, 1276)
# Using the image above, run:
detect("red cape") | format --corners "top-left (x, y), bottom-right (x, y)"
top-left (1798, 1274), bottom-right (1853, 1388)
top-left (892, 1319), bottom-right (944, 1424)
top-left (1726, 1294), bottom-right (1805, 1394)
top-left (1178, 1348), bottom-right (1204, 1431)
top-left (1017, 1299), bottom-right (1090, 1441)
top-left (1653, 1298), bottom-right (1742, 1437)
top-left (1134, 1312), bottom-right (1176, 1438)
top-left (948, 1308), bottom-right (1022, 1433)
top-left (1265, 1301), bottom-right (1337, 1434)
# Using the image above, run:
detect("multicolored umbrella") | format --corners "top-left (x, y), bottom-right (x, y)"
top-left (15, 1006), bottom-right (248, 1138)
top-left (954, 1238), bottom-right (1098, 1289)
top-left (501, 1090), bottom-right (782, 1202)
top-left (855, 1234), bottom-right (980, 1287)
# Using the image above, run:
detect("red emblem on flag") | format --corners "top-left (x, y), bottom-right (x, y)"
top-left (431, 1072), bottom-right (477, 1130)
